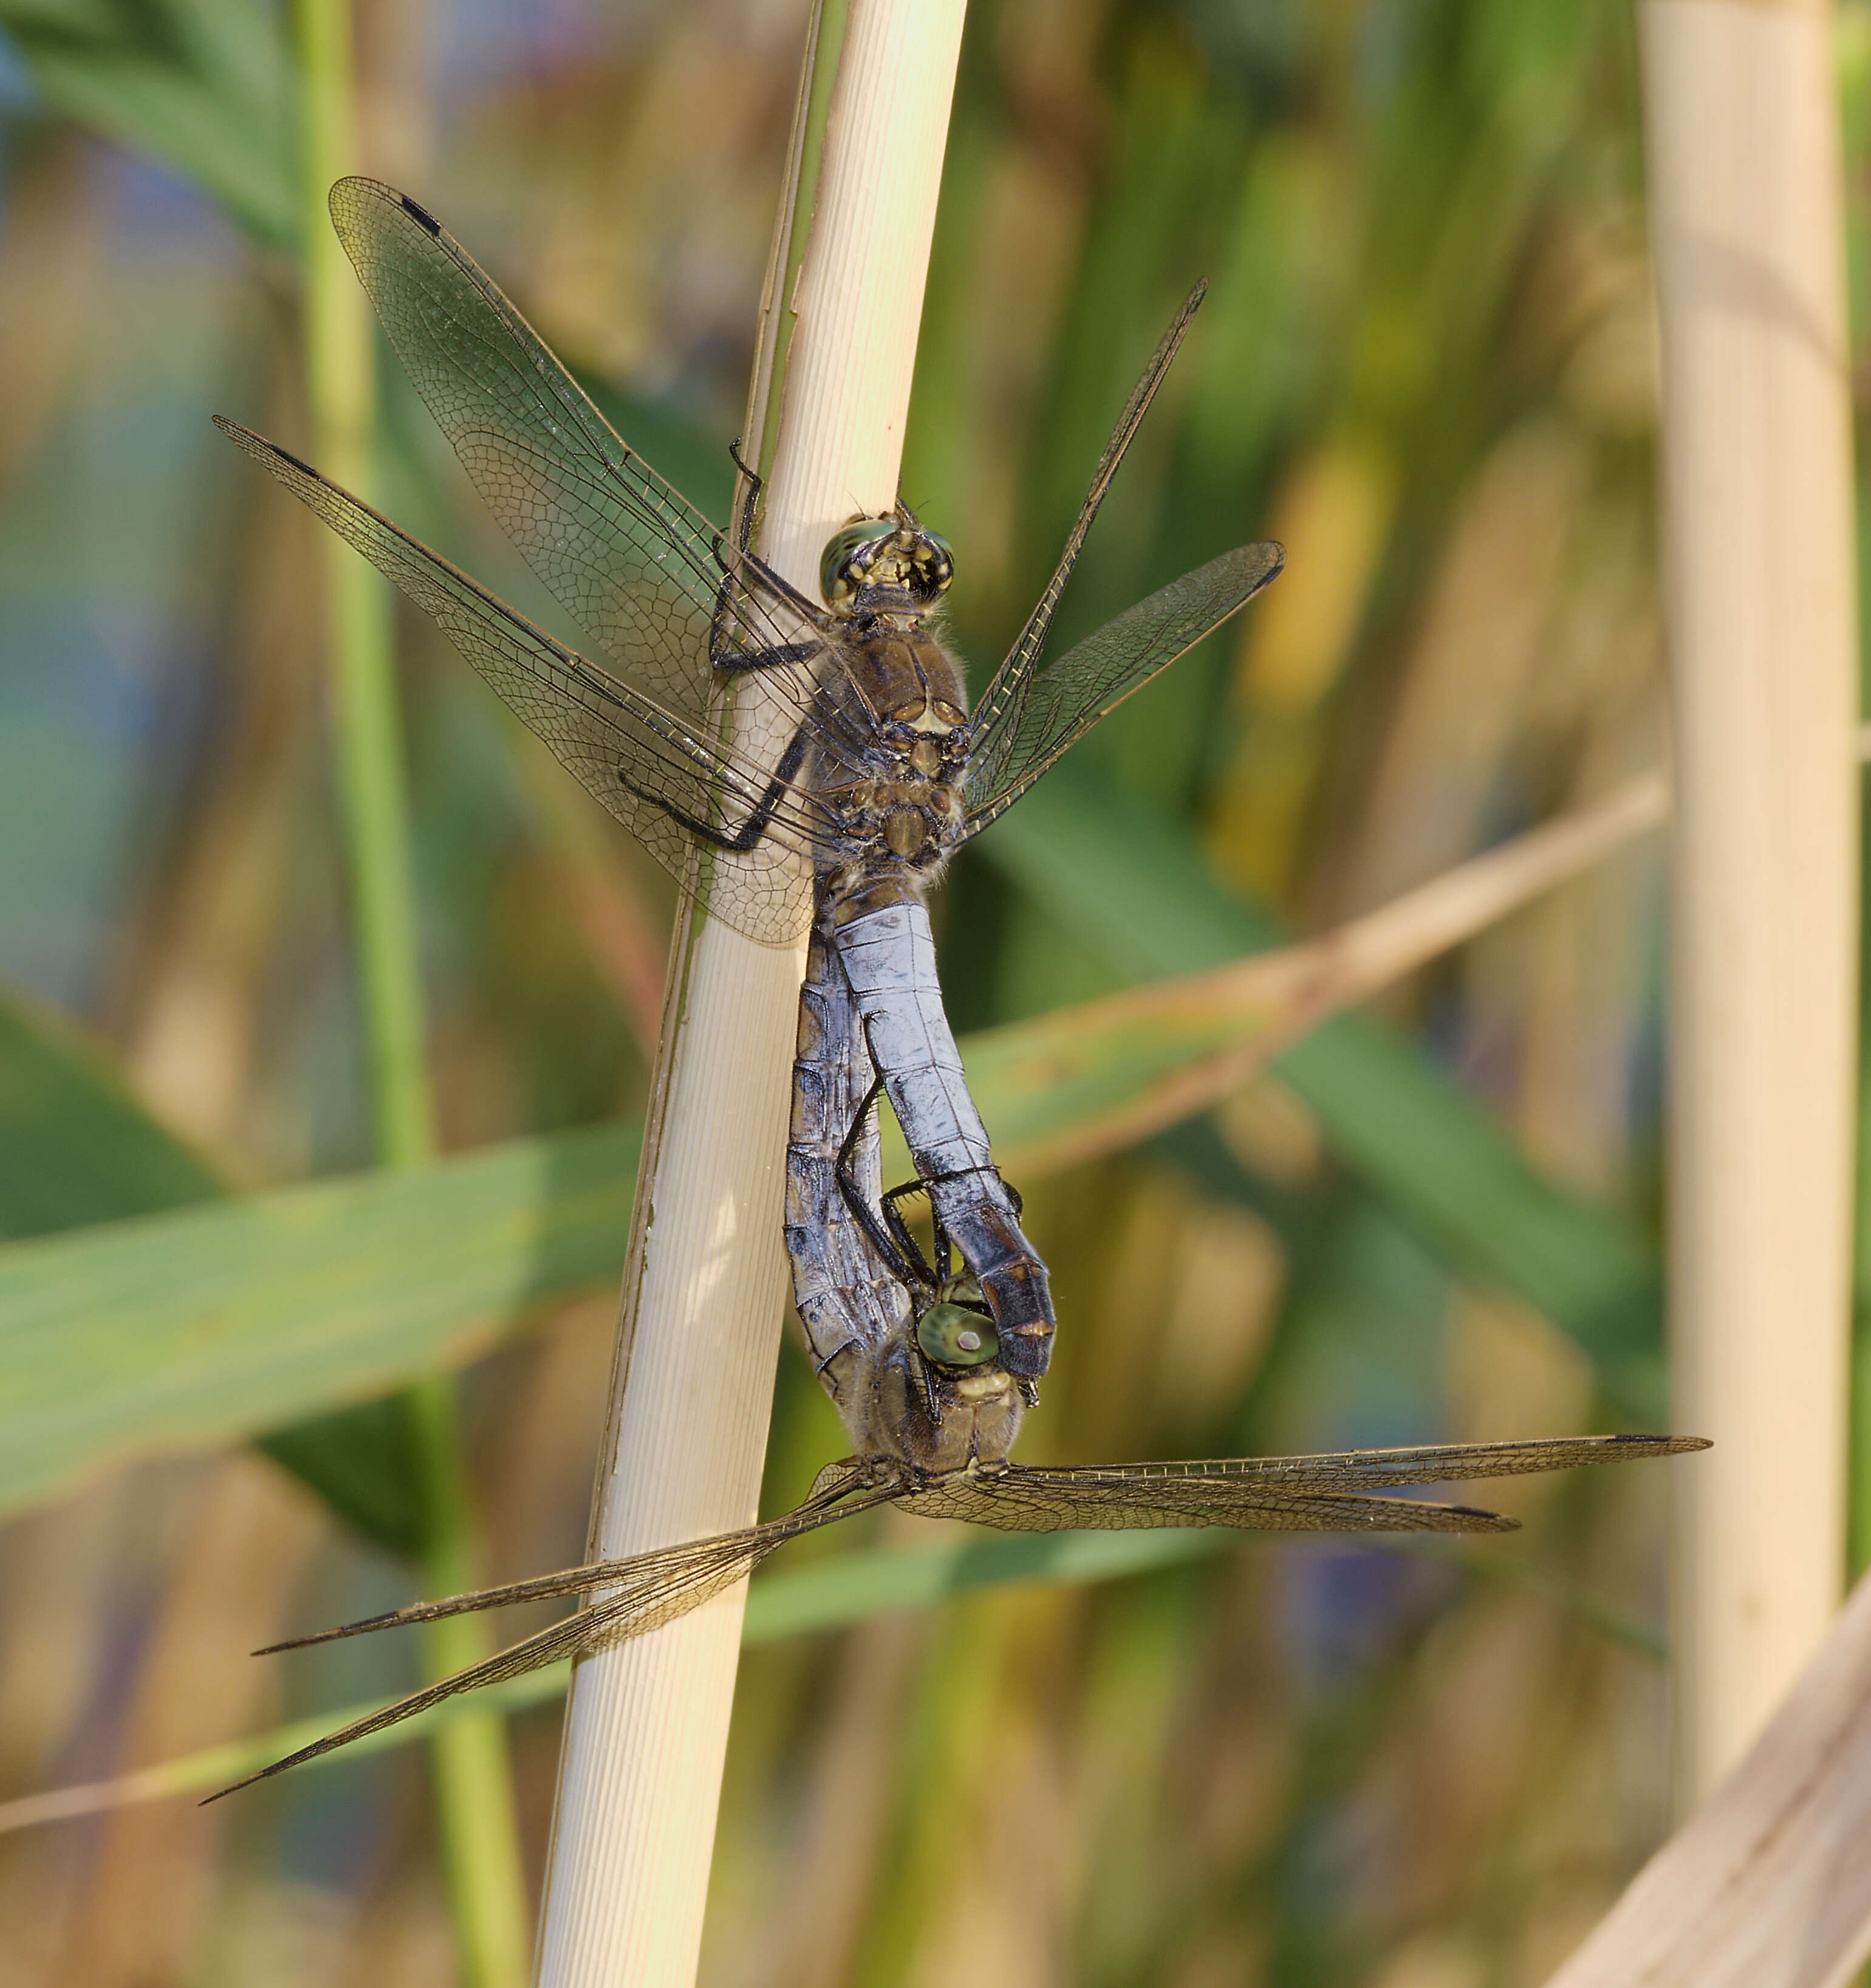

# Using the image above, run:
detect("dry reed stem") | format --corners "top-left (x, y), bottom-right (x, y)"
top-left (530, 7), bottom-right (969, 1985)
top-left (1542, 1562), bottom-right (1871, 1988)
top-left (1640, 0), bottom-right (1859, 1797)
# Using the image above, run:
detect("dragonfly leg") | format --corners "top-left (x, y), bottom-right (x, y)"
top-left (930, 1198), bottom-right (954, 1284)
top-left (836, 1075), bottom-right (928, 1287)
top-left (702, 489), bottom-right (826, 671)
top-left (880, 1179), bottom-right (940, 1288)
top-left (618, 717), bottom-right (810, 852)
top-left (711, 633), bottom-right (824, 675)
top-left (917, 1350), bottom-right (943, 1428)
top-left (813, 1337), bottom-right (859, 1378)
top-left (878, 1177), bottom-right (997, 1301)
top-left (728, 437), bottom-right (761, 557)
top-left (706, 506), bottom-right (825, 674)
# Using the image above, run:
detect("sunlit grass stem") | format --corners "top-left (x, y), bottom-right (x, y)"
top-left (530, 4), bottom-right (971, 1983)
top-left (294, 4), bottom-right (530, 1983)
top-left (1640, 0), bottom-right (1859, 1800)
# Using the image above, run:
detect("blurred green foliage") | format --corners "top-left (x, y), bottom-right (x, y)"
top-left (0, 0), bottom-right (295, 244)
top-left (0, 0), bottom-right (1833, 1981)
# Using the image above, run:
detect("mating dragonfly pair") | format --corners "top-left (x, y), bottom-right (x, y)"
top-left (209, 181), bottom-right (1702, 1796)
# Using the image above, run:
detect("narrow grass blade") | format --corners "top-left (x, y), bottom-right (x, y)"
top-left (0, 1121), bottom-right (639, 1519)
top-left (0, 979), bottom-right (225, 1239)
top-left (0, 987), bottom-right (416, 1545)
top-left (977, 763), bottom-right (1666, 1399)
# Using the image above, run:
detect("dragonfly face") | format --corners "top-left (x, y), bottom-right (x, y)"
top-left (819, 507), bottom-right (955, 619)
top-left (897, 1274), bottom-right (1028, 1474)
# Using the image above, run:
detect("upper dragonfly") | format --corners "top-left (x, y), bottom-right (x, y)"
top-left (216, 179), bottom-right (1283, 1379)
top-left (222, 179), bottom-right (1279, 947)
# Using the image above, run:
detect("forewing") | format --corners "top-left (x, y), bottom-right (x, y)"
top-left (212, 1466), bottom-right (892, 1798)
top-left (897, 1436), bottom-right (1705, 1536)
top-left (963, 543), bottom-right (1284, 831)
top-left (255, 1531), bottom-right (774, 1653)
top-left (968, 283), bottom-right (1208, 758)
top-left (979, 1434), bottom-right (1707, 1506)
top-left (900, 1470), bottom-right (1517, 1536)
top-left (254, 1458), bottom-right (886, 1655)
top-left (207, 1534), bottom-right (769, 1800)
top-left (328, 177), bottom-right (833, 721)
top-left (1199, 1432), bottom-right (1708, 1494)
top-left (215, 418), bottom-right (827, 944)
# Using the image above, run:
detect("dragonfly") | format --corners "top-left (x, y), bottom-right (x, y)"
top-left (205, 1041), bottom-right (1708, 1800)
top-left (216, 176), bottom-right (1286, 1381)
top-left (208, 187), bottom-right (1704, 1805)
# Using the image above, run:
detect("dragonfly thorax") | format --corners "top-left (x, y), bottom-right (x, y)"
top-left (823, 762), bottom-right (966, 916)
top-left (818, 622), bottom-right (971, 909)
top-left (844, 1322), bottom-right (1027, 1477)
top-left (845, 625), bottom-right (968, 736)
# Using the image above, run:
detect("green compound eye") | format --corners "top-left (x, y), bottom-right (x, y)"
top-left (912, 529), bottom-right (955, 596)
top-left (820, 518), bottom-right (898, 606)
top-left (819, 518), bottom-right (957, 610)
top-left (917, 1298), bottom-right (999, 1367)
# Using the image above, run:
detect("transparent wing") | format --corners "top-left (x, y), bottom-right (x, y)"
top-left (204, 1535), bottom-right (768, 1801)
top-left (901, 1475), bottom-right (1518, 1535)
top-left (899, 1434), bottom-right (1705, 1535)
top-left (208, 1461), bottom-right (886, 1799)
top-left (962, 542), bottom-right (1285, 831)
top-left (1059, 1433), bottom-right (1708, 1495)
top-left (215, 418), bottom-right (829, 944)
top-left (967, 281), bottom-right (1208, 758)
top-left (329, 178), bottom-right (844, 735)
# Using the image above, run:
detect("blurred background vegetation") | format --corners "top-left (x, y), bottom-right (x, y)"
top-left (0, 0), bottom-right (1862, 1983)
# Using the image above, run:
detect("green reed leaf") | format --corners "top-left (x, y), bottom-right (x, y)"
top-left (0, 0), bottom-right (297, 247)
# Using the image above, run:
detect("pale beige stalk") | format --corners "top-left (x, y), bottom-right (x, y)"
top-left (1542, 1563), bottom-right (1871, 1988)
top-left (530, 6), bottom-right (969, 1986)
top-left (1640, 0), bottom-right (1859, 1798)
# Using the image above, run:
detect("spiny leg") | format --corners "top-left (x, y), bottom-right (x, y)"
top-left (880, 1178), bottom-right (940, 1289)
top-left (835, 1074), bottom-right (928, 1287)
top-left (711, 632), bottom-right (824, 675)
top-left (728, 437), bottom-right (761, 558)
top-left (706, 460), bottom-right (824, 673)
top-left (618, 717), bottom-right (811, 852)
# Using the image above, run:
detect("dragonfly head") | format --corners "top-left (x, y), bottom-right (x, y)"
top-left (843, 1281), bottom-right (1025, 1476)
top-left (821, 506), bottom-right (954, 619)
top-left (915, 1278), bottom-right (999, 1368)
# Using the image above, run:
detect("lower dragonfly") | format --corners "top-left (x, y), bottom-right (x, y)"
top-left (205, 971), bottom-right (1706, 1799)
